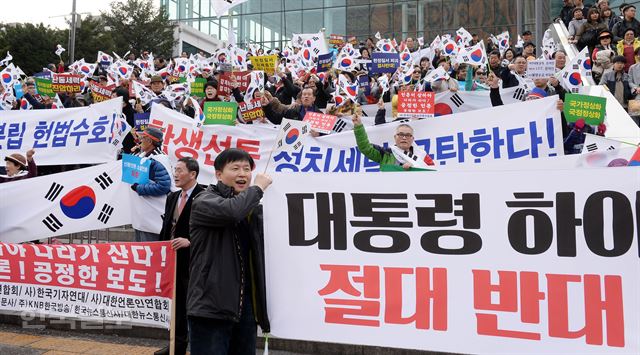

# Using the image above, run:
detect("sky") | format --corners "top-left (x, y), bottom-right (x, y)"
top-left (0, 0), bottom-right (134, 29)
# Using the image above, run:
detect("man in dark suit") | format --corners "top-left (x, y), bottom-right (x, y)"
top-left (156, 157), bottom-right (203, 355)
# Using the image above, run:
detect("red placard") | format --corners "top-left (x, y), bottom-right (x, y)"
top-left (89, 82), bottom-right (114, 102)
top-left (218, 71), bottom-right (251, 99)
top-left (329, 34), bottom-right (345, 46)
top-left (238, 99), bottom-right (266, 122)
top-left (303, 111), bottom-right (339, 134)
top-left (397, 91), bottom-right (435, 118)
top-left (52, 73), bottom-right (83, 94)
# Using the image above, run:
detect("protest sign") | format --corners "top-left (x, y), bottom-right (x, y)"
top-left (329, 34), bottom-right (345, 46)
top-left (218, 71), bottom-right (251, 98)
top-left (526, 59), bottom-right (556, 79)
top-left (263, 168), bottom-right (639, 354)
top-left (249, 55), bottom-right (278, 75)
top-left (204, 101), bottom-right (238, 125)
top-left (316, 53), bottom-right (334, 73)
top-left (303, 112), bottom-right (339, 135)
top-left (0, 242), bottom-right (176, 329)
top-left (347, 36), bottom-right (358, 45)
top-left (358, 75), bottom-right (371, 96)
top-left (35, 78), bottom-right (55, 98)
top-left (397, 91), bottom-right (435, 118)
top-left (238, 99), bottom-right (265, 122)
top-left (89, 81), bottom-right (113, 102)
top-left (134, 112), bottom-right (150, 131)
top-left (0, 98), bottom-right (124, 165)
top-left (52, 73), bottom-right (83, 93)
top-left (0, 161), bottom-right (131, 242)
top-left (121, 153), bottom-right (151, 185)
top-left (371, 53), bottom-right (400, 74)
top-left (564, 93), bottom-right (606, 125)
top-left (190, 77), bottom-right (207, 98)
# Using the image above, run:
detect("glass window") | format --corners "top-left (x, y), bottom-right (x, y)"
top-left (371, 4), bottom-right (392, 36)
top-left (303, 0), bottom-right (322, 9)
top-left (468, 0), bottom-right (493, 28)
top-left (244, 0), bottom-right (261, 14)
top-left (261, 12), bottom-right (283, 40)
top-left (325, 0), bottom-right (346, 6)
top-left (285, 0), bottom-right (303, 11)
top-left (324, 7), bottom-right (346, 36)
top-left (346, 5), bottom-right (369, 37)
top-left (262, 0), bottom-right (282, 12)
top-left (284, 11), bottom-right (303, 37)
top-left (302, 9), bottom-right (324, 33)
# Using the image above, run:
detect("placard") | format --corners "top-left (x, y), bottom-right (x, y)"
top-left (218, 71), bottom-right (251, 98)
top-left (34, 78), bottom-right (55, 98)
top-left (316, 53), bottom-right (334, 73)
top-left (526, 59), bottom-right (556, 79)
top-left (249, 55), bottom-right (278, 75)
top-left (89, 81), bottom-right (113, 102)
top-left (134, 112), bottom-right (151, 131)
top-left (564, 93), bottom-right (606, 125)
top-left (190, 77), bottom-right (207, 98)
top-left (239, 99), bottom-right (265, 122)
top-left (397, 91), bottom-right (435, 118)
top-left (371, 53), bottom-right (400, 74)
top-left (121, 153), bottom-right (151, 185)
top-left (329, 34), bottom-right (345, 46)
top-left (303, 111), bottom-right (339, 134)
top-left (203, 101), bottom-right (238, 125)
top-left (52, 73), bottom-right (83, 93)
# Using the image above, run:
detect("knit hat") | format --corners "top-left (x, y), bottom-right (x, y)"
top-left (141, 127), bottom-right (163, 144)
top-left (4, 153), bottom-right (27, 169)
top-left (528, 87), bottom-right (548, 100)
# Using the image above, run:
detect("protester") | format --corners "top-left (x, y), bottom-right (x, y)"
top-left (568, 8), bottom-right (588, 39)
top-left (600, 56), bottom-right (633, 109)
top-left (575, 8), bottom-right (607, 51)
top-left (612, 4), bottom-right (640, 42)
top-left (592, 29), bottom-right (617, 83)
top-left (130, 127), bottom-right (172, 242)
top-left (263, 87), bottom-right (319, 123)
top-left (188, 148), bottom-right (272, 355)
top-left (156, 157), bottom-right (204, 355)
top-left (559, 0), bottom-right (576, 27)
top-left (1, 149), bottom-right (36, 183)
top-left (600, 6), bottom-right (620, 31)
top-left (352, 110), bottom-right (434, 170)
top-left (617, 28), bottom-right (640, 72)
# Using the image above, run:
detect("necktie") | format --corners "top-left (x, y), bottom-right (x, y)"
top-left (177, 191), bottom-right (188, 217)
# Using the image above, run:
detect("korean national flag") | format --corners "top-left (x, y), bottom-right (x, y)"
top-left (0, 161), bottom-right (132, 243)
top-left (456, 43), bottom-right (487, 66)
top-left (273, 119), bottom-right (310, 154)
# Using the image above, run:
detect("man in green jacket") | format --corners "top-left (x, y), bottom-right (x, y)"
top-left (352, 111), bottom-right (434, 170)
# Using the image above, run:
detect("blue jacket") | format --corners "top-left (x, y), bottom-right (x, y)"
top-left (135, 148), bottom-right (171, 196)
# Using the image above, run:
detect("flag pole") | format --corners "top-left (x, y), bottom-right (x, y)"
top-left (169, 252), bottom-right (177, 355)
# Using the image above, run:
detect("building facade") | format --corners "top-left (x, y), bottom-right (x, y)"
top-left (162, 0), bottom-right (639, 52)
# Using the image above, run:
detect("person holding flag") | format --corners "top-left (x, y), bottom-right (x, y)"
top-left (352, 109), bottom-right (434, 171)
top-left (1, 149), bottom-right (37, 183)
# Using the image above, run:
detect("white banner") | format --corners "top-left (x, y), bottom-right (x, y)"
top-left (152, 97), bottom-right (563, 181)
top-left (0, 161), bottom-right (131, 243)
top-left (0, 98), bottom-right (124, 165)
top-left (263, 168), bottom-right (640, 354)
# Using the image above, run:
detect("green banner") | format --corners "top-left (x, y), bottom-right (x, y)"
top-left (190, 78), bottom-right (207, 98)
top-left (203, 101), bottom-right (238, 125)
top-left (564, 93), bottom-right (606, 125)
top-left (35, 78), bottom-right (55, 98)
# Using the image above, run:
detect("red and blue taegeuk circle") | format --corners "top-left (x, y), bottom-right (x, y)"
top-left (568, 72), bottom-right (582, 86)
top-left (60, 186), bottom-right (96, 219)
top-left (285, 128), bottom-right (300, 145)
top-left (434, 103), bottom-right (453, 117)
top-left (470, 49), bottom-right (483, 62)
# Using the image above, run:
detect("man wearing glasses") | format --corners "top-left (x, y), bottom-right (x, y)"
top-left (352, 110), bottom-right (434, 171)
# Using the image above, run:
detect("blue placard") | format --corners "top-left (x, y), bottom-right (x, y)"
top-left (122, 154), bottom-right (151, 185)
top-left (371, 52), bottom-right (400, 74)
top-left (358, 75), bottom-right (371, 96)
top-left (13, 83), bottom-right (24, 100)
top-left (33, 71), bottom-right (52, 80)
top-left (316, 53), bottom-right (334, 73)
top-left (134, 112), bottom-right (150, 131)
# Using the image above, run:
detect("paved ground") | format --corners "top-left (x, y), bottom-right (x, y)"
top-left (0, 322), bottom-right (302, 355)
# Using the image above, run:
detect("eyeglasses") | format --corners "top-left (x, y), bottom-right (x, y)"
top-left (476, 72), bottom-right (486, 75)
top-left (396, 133), bottom-right (413, 138)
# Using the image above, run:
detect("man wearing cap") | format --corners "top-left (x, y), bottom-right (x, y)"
top-left (1, 149), bottom-right (36, 183)
top-left (130, 127), bottom-right (173, 242)
top-left (612, 5), bottom-right (640, 42)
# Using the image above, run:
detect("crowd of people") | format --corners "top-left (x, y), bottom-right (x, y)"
top-left (2, 2), bottom-right (640, 354)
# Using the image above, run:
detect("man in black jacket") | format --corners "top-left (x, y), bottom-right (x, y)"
top-left (155, 157), bottom-right (204, 355)
top-left (188, 149), bottom-right (272, 355)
